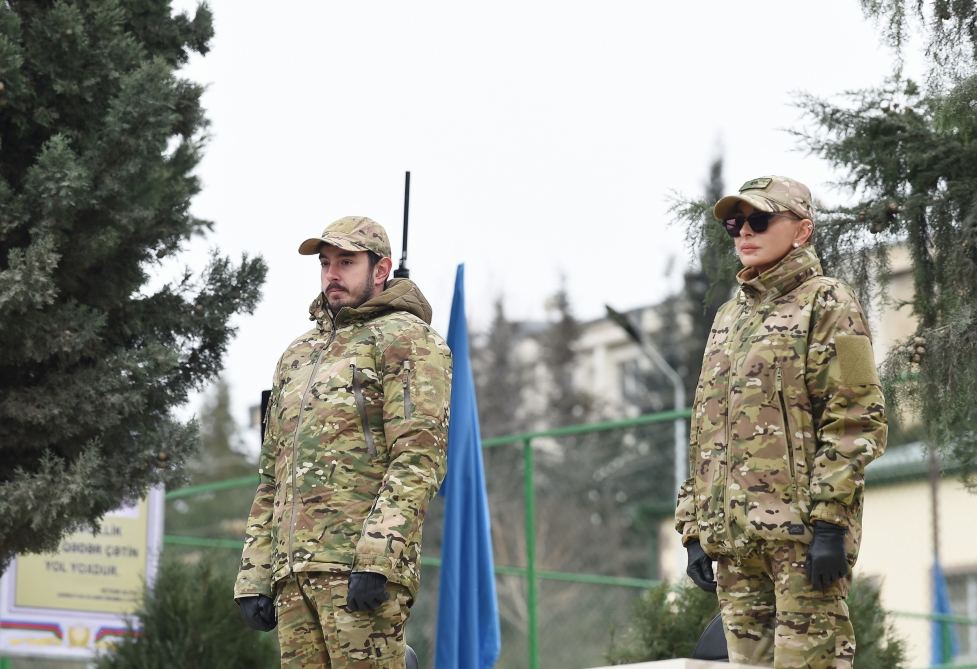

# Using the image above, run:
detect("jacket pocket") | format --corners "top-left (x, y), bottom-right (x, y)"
top-left (776, 364), bottom-right (798, 497)
top-left (402, 360), bottom-right (414, 420)
top-left (351, 362), bottom-right (378, 458)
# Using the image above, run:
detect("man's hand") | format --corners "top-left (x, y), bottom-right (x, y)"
top-left (806, 521), bottom-right (848, 590)
top-left (686, 540), bottom-right (717, 592)
top-left (346, 572), bottom-right (389, 612)
top-left (237, 594), bottom-right (277, 631)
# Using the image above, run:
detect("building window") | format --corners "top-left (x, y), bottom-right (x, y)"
top-left (618, 358), bottom-right (668, 412)
top-left (618, 359), bottom-right (642, 404)
top-left (947, 571), bottom-right (977, 660)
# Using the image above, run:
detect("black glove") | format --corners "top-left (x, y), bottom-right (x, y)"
top-left (237, 594), bottom-right (276, 631)
top-left (806, 521), bottom-right (848, 590)
top-left (686, 539), bottom-right (717, 592)
top-left (346, 572), bottom-right (389, 612)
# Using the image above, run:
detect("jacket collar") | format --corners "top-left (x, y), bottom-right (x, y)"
top-left (736, 244), bottom-right (823, 303)
top-left (307, 278), bottom-right (434, 332)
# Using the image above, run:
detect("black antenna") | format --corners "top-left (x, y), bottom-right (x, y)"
top-left (259, 389), bottom-right (271, 445)
top-left (394, 171), bottom-right (410, 278)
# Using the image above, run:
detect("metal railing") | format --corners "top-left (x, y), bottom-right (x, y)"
top-left (163, 410), bottom-right (977, 669)
top-left (475, 409), bottom-right (690, 667)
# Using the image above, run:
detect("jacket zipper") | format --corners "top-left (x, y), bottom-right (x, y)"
top-left (402, 360), bottom-right (413, 420)
top-left (355, 362), bottom-right (406, 559)
top-left (722, 363), bottom-right (735, 555)
top-left (776, 365), bottom-right (798, 499)
top-left (351, 363), bottom-right (377, 458)
top-left (287, 328), bottom-right (336, 573)
top-left (723, 302), bottom-right (754, 560)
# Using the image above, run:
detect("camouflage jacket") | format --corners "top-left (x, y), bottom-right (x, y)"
top-left (675, 245), bottom-right (887, 561)
top-left (234, 279), bottom-right (452, 598)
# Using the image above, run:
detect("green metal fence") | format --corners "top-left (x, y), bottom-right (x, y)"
top-left (161, 410), bottom-right (977, 669)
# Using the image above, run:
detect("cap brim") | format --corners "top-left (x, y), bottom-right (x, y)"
top-left (713, 193), bottom-right (787, 221)
top-left (297, 235), bottom-right (364, 255)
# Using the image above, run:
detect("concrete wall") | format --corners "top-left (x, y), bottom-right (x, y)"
top-left (858, 477), bottom-right (977, 666)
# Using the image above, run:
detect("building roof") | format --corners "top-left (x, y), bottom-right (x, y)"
top-left (865, 441), bottom-right (964, 486)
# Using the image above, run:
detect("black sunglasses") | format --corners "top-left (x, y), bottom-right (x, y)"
top-left (721, 211), bottom-right (792, 237)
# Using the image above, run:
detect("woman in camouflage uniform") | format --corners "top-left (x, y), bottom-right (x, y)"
top-left (675, 176), bottom-right (887, 669)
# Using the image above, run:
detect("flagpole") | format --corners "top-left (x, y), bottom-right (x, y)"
top-left (929, 446), bottom-right (952, 661)
top-left (523, 437), bottom-right (539, 669)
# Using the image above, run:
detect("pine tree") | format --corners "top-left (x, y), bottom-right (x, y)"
top-left (165, 379), bottom-right (258, 549)
top-left (472, 295), bottom-right (528, 577)
top-left (670, 3), bottom-right (977, 480)
top-left (474, 296), bottom-right (527, 439)
top-left (540, 277), bottom-right (591, 426)
top-left (859, 0), bottom-right (977, 74)
top-left (0, 1), bottom-right (266, 569)
top-left (792, 0), bottom-right (977, 482)
top-left (95, 556), bottom-right (279, 669)
top-left (192, 378), bottom-right (254, 484)
top-left (680, 155), bottom-right (737, 392)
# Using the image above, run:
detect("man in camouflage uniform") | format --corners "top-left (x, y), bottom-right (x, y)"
top-left (675, 176), bottom-right (888, 668)
top-left (234, 216), bottom-right (452, 669)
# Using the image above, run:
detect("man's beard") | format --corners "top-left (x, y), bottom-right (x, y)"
top-left (324, 276), bottom-right (376, 311)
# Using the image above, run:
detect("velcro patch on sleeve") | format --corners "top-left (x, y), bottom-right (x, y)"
top-left (835, 334), bottom-right (880, 385)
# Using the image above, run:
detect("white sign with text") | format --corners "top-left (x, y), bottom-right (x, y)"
top-left (0, 487), bottom-right (164, 660)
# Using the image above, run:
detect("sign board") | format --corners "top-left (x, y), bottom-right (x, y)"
top-left (0, 487), bottom-right (164, 659)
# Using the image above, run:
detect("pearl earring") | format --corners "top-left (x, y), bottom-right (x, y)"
top-left (793, 242), bottom-right (800, 248)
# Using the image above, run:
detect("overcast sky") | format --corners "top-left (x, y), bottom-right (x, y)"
top-left (168, 1), bottom-right (922, 449)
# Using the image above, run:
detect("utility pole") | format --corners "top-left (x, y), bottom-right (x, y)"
top-left (929, 446), bottom-right (953, 661)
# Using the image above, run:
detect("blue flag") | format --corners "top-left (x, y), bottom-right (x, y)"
top-left (931, 560), bottom-right (960, 665)
top-left (435, 264), bottom-right (501, 669)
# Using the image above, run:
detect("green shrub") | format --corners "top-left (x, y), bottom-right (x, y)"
top-left (95, 556), bottom-right (278, 669)
top-left (606, 578), bottom-right (907, 668)
top-left (606, 582), bottom-right (719, 663)
top-left (848, 578), bottom-right (908, 669)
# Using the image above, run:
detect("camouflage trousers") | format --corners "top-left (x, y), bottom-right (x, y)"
top-left (274, 573), bottom-right (413, 669)
top-left (716, 541), bottom-right (854, 669)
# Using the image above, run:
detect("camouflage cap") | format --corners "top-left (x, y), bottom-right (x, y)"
top-left (713, 176), bottom-right (814, 222)
top-left (298, 216), bottom-right (392, 257)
